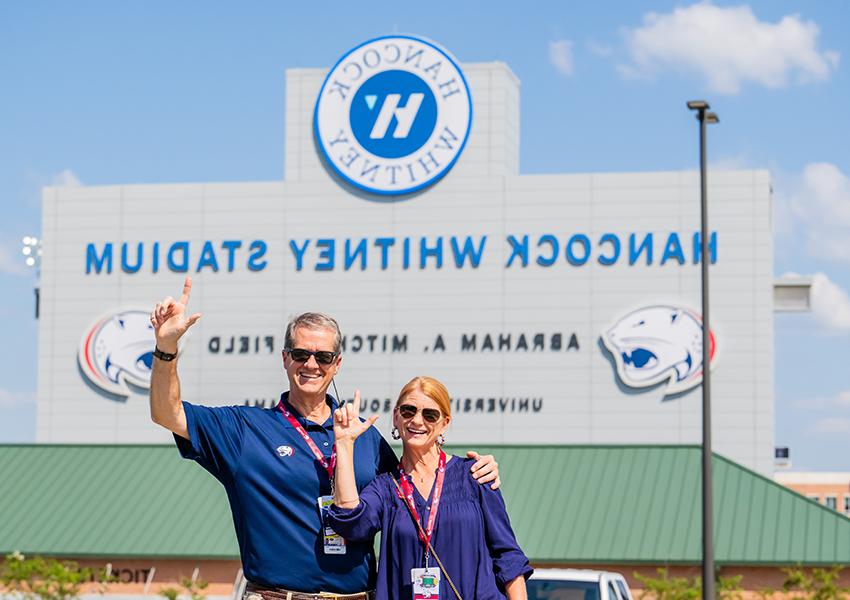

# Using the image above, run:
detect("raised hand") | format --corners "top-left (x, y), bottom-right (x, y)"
top-left (150, 276), bottom-right (202, 353)
top-left (334, 390), bottom-right (379, 445)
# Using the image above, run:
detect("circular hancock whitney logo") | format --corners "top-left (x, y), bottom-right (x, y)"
top-left (314, 34), bottom-right (473, 197)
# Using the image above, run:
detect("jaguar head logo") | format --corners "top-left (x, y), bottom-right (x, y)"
top-left (79, 309), bottom-right (155, 399)
top-left (602, 305), bottom-right (717, 395)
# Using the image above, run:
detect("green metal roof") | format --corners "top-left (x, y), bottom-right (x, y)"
top-left (457, 445), bottom-right (850, 566)
top-left (1, 444), bottom-right (848, 565)
top-left (0, 445), bottom-right (237, 558)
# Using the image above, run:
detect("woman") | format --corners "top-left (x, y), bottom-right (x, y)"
top-left (330, 376), bottom-right (531, 600)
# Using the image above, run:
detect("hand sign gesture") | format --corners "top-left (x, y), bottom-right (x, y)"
top-left (150, 276), bottom-right (203, 353)
top-left (334, 390), bottom-right (379, 445)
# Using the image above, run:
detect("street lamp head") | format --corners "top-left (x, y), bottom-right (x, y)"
top-left (687, 100), bottom-right (710, 111)
top-left (706, 112), bottom-right (719, 124)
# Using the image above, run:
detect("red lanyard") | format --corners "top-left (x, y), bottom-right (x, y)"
top-left (397, 450), bottom-right (446, 548)
top-left (278, 401), bottom-right (336, 481)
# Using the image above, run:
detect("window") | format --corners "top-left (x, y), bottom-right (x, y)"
top-left (807, 494), bottom-right (821, 504)
top-left (844, 495), bottom-right (850, 515)
top-left (826, 495), bottom-right (837, 510)
top-left (608, 582), bottom-right (621, 600)
top-left (526, 580), bottom-right (599, 600)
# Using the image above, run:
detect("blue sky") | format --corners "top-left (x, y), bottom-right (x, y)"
top-left (1, 1), bottom-right (849, 470)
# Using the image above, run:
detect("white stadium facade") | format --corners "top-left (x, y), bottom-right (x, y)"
top-left (35, 35), bottom-right (787, 474)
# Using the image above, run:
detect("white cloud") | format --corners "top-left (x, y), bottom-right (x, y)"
top-left (22, 167), bottom-right (82, 209)
top-left (792, 162), bottom-right (850, 227)
top-left (0, 389), bottom-right (35, 408)
top-left (620, 2), bottom-right (839, 94)
top-left (52, 168), bottom-right (82, 187)
top-left (835, 391), bottom-right (850, 407)
top-left (548, 39), bottom-right (574, 76)
top-left (586, 40), bottom-right (613, 58)
top-left (810, 273), bottom-right (850, 331)
top-left (780, 163), bottom-right (850, 264)
top-left (780, 270), bottom-right (850, 333)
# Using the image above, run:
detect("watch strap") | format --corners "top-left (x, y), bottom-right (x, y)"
top-left (153, 347), bottom-right (178, 362)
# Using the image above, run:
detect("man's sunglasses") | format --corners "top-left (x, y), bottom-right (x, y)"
top-left (284, 347), bottom-right (339, 365)
top-left (397, 404), bottom-right (442, 424)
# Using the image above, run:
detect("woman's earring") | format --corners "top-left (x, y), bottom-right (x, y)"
top-left (391, 427), bottom-right (401, 440)
top-left (437, 434), bottom-right (446, 447)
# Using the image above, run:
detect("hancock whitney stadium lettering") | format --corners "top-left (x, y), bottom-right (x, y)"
top-left (85, 240), bottom-right (268, 274)
top-left (85, 231), bottom-right (717, 274)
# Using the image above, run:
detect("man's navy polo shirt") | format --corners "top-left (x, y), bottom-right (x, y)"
top-left (175, 394), bottom-right (397, 593)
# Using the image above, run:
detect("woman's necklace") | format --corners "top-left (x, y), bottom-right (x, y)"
top-left (403, 454), bottom-right (438, 484)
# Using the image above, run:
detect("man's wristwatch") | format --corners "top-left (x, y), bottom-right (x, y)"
top-left (153, 347), bottom-right (178, 362)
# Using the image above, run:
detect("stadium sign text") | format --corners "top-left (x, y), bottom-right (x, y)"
top-left (84, 232), bottom-right (717, 274)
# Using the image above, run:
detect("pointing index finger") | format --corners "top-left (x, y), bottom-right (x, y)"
top-left (352, 390), bottom-right (361, 420)
top-left (179, 276), bottom-right (192, 307)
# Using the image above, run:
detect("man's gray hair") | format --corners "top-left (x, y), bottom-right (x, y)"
top-left (284, 312), bottom-right (342, 354)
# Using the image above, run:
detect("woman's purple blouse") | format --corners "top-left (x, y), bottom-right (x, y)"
top-left (328, 456), bottom-right (532, 599)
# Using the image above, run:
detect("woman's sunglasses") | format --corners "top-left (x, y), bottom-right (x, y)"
top-left (397, 404), bottom-right (442, 423)
top-left (284, 347), bottom-right (339, 365)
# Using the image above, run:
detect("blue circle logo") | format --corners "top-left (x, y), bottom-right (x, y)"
top-left (350, 70), bottom-right (438, 159)
top-left (314, 35), bottom-right (473, 197)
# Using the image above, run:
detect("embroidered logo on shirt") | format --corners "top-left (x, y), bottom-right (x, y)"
top-left (276, 445), bottom-right (294, 458)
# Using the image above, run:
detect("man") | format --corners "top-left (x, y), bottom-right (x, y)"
top-left (149, 277), bottom-right (500, 599)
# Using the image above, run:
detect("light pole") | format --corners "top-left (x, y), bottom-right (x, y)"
top-left (687, 100), bottom-right (718, 600)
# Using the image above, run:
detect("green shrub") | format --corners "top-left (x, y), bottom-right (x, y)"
top-left (782, 565), bottom-right (849, 600)
top-left (160, 576), bottom-right (208, 600)
top-left (634, 567), bottom-right (742, 600)
top-left (1, 552), bottom-right (94, 600)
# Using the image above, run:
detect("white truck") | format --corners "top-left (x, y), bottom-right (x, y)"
top-left (527, 568), bottom-right (635, 600)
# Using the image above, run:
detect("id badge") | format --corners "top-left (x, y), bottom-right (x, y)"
top-left (411, 567), bottom-right (441, 600)
top-left (317, 495), bottom-right (346, 555)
